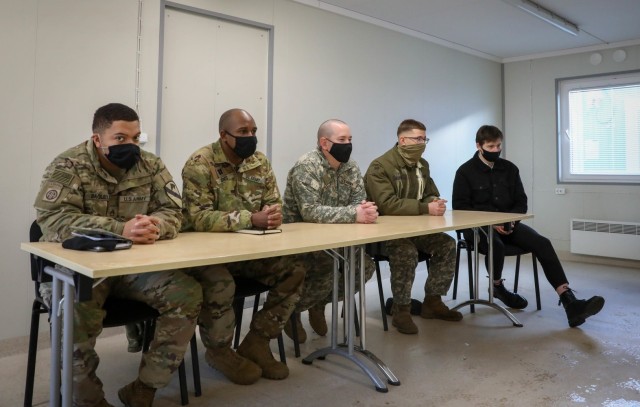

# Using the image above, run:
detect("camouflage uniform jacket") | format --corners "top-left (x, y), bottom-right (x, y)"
top-left (282, 149), bottom-right (365, 224)
top-left (181, 140), bottom-right (281, 232)
top-left (364, 144), bottom-right (440, 216)
top-left (34, 140), bottom-right (183, 242)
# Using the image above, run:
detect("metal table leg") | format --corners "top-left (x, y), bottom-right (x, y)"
top-left (45, 266), bottom-right (76, 407)
top-left (303, 246), bottom-right (399, 392)
top-left (452, 227), bottom-right (523, 327)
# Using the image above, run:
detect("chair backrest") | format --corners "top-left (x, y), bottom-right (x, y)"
top-left (365, 242), bottom-right (387, 259)
top-left (366, 240), bottom-right (431, 264)
top-left (456, 228), bottom-right (530, 256)
top-left (233, 277), bottom-right (271, 299)
top-left (29, 220), bottom-right (54, 286)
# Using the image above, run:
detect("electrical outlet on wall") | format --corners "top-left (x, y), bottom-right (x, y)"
top-left (555, 187), bottom-right (566, 195)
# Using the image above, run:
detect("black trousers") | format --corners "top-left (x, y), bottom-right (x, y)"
top-left (463, 222), bottom-right (569, 290)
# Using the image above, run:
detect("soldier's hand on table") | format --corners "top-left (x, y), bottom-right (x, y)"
top-left (251, 204), bottom-right (282, 229)
top-left (356, 200), bottom-right (378, 224)
top-left (123, 214), bottom-right (161, 244)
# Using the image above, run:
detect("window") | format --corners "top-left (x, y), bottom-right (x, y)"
top-left (557, 70), bottom-right (640, 184)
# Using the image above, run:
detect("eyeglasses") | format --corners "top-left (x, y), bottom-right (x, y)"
top-left (403, 136), bottom-right (430, 144)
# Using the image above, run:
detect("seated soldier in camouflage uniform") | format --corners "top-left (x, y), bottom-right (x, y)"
top-left (181, 108), bottom-right (305, 385)
top-left (34, 103), bottom-right (202, 407)
top-left (282, 119), bottom-right (377, 342)
top-left (364, 118), bottom-right (463, 335)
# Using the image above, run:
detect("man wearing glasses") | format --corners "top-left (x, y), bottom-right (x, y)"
top-left (364, 119), bottom-right (462, 335)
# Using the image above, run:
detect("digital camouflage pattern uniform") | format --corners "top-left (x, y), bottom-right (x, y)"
top-left (282, 149), bottom-right (374, 312)
top-left (181, 140), bottom-right (305, 349)
top-left (34, 140), bottom-right (202, 407)
top-left (364, 145), bottom-right (456, 306)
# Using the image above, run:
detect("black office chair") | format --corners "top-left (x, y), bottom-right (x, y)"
top-left (452, 230), bottom-right (541, 312)
top-left (366, 242), bottom-right (430, 331)
top-left (231, 277), bottom-right (291, 361)
top-left (24, 221), bottom-right (200, 407)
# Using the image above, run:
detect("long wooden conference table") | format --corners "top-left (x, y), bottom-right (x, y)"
top-left (21, 210), bottom-right (532, 406)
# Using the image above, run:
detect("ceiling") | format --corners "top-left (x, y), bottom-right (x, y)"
top-left (294, 0), bottom-right (640, 62)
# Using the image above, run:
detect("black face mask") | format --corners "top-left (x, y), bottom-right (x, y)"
top-left (226, 132), bottom-right (257, 159)
top-left (105, 143), bottom-right (141, 170)
top-left (481, 149), bottom-right (501, 163)
top-left (329, 142), bottom-right (353, 163)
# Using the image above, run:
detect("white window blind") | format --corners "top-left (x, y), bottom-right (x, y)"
top-left (557, 71), bottom-right (640, 184)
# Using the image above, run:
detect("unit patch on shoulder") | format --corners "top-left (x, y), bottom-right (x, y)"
top-left (42, 184), bottom-right (63, 202)
top-left (165, 181), bottom-right (182, 207)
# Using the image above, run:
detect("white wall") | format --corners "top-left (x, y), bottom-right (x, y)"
top-left (504, 47), bottom-right (640, 260)
top-left (1, 0), bottom-right (501, 341)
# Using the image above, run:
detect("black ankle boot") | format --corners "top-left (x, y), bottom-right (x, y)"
top-left (559, 289), bottom-right (605, 328)
top-left (492, 280), bottom-right (528, 309)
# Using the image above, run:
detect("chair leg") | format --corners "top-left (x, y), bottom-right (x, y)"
top-left (277, 334), bottom-right (286, 364)
top-left (532, 257), bottom-right (541, 310)
top-left (24, 302), bottom-right (43, 407)
top-left (513, 255), bottom-right (522, 293)
top-left (178, 360), bottom-right (188, 406)
top-left (142, 318), bottom-right (155, 353)
top-left (288, 314), bottom-right (301, 358)
top-left (466, 248), bottom-right (475, 313)
top-left (453, 244), bottom-right (461, 300)
top-left (232, 298), bottom-right (245, 349)
top-left (374, 261), bottom-right (388, 331)
top-left (252, 293), bottom-right (261, 315)
top-left (190, 335), bottom-right (201, 397)
top-left (353, 298), bottom-right (360, 337)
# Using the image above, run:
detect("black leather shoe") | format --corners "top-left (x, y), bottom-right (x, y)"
top-left (492, 282), bottom-right (528, 309)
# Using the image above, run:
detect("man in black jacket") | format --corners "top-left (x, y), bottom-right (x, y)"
top-left (452, 125), bottom-right (604, 328)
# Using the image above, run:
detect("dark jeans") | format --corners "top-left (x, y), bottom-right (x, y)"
top-left (462, 222), bottom-right (569, 290)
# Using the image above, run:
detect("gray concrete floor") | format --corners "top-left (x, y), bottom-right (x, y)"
top-left (2, 258), bottom-right (639, 407)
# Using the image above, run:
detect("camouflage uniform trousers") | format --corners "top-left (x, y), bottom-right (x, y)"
top-left (294, 250), bottom-right (375, 312)
top-left (385, 232), bottom-right (456, 306)
top-left (42, 266), bottom-right (202, 407)
top-left (186, 255), bottom-right (305, 350)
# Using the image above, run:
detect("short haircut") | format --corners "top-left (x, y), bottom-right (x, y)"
top-left (475, 125), bottom-right (503, 145)
top-left (397, 119), bottom-right (426, 136)
top-left (218, 108), bottom-right (250, 131)
top-left (317, 119), bottom-right (347, 142)
top-left (92, 103), bottom-right (139, 134)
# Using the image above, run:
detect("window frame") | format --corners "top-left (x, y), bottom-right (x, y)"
top-left (556, 69), bottom-right (640, 185)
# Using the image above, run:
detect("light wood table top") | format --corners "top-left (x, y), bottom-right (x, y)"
top-left (21, 210), bottom-right (532, 279)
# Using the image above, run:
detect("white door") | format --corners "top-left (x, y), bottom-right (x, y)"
top-left (160, 7), bottom-right (270, 190)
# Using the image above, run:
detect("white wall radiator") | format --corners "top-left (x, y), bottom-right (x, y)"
top-left (570, 219), bottom-right (640, 261)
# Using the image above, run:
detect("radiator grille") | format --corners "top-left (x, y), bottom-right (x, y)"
top-left (570, 219), bottom-right (640, 261)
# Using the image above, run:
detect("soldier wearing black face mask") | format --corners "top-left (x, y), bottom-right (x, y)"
top-left (34, 102), bottom-right (200, 407)
top-left (99, 141), bottom-right (141, 170)
top-left (281, 119), bottom-right (378, 342)
top-left (453, 124), bottom-right (604, 328)
top-left (180, 108), bottom-right (305, 385)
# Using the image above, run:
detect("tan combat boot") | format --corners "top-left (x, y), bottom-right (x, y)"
top-left (421, 295), bottom-right (463, 321)
top-left (391, 303), bottom-right (418, 334)
top-left (117, 378), bottom-right (156, 407)
top-left (237, 330), bottom-right (289, 380)
top-left (308, 304), bottom-right (328, 336)
top-left (205, 346), bottom-right (262, 385)
top-left (283, 312), bottom-right (307, 343)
